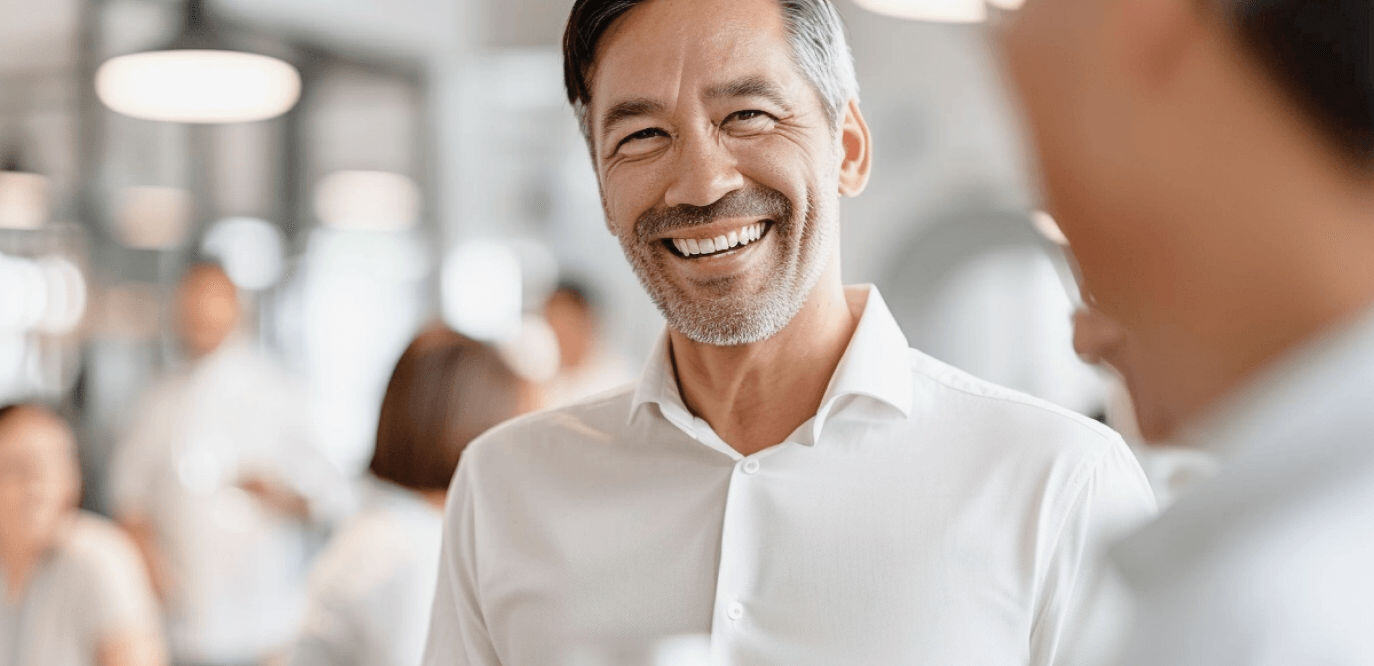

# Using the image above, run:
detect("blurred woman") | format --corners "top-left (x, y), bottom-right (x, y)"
top-left (289, 327), bottom-right (532, 666)
top-left (0, 404), bottom-right (166, 666)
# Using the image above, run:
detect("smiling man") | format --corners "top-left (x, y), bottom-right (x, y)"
top-left (422, 1), bottom-right (1154, 664)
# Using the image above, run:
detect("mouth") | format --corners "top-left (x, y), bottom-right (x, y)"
top-left (661, 221), bottom-right (773, 259)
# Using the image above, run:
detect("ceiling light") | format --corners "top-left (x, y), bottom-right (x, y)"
top-left (0, 150), bottom-right (50, 230)
top-left (95, 0), bottom-right (301, 123)
top-left (853, 0), bottom-right (987, 23)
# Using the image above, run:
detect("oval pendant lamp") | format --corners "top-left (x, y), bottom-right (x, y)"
top-left (95, 0), bottom-right (301, 123)
top-left (853, 0), bottom-right (1024, 23)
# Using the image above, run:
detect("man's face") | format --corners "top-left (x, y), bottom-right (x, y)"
top-left (177, 266), bottom-right (240, 358)
top-left (585, 0), bottom-right (853, 346)
top-left (0, 410), bottom-right (79, 553)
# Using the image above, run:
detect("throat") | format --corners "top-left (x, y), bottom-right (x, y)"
top-left (669, 276), bottom-right (858, 456)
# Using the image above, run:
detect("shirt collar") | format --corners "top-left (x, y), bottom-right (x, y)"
top-left (628, 285), bottom-right (913, 439)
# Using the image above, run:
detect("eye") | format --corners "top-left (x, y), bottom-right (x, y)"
top-left (723, 109), bottom-right (776, 133)
top-left (615, 127), bottom-right (669, 157)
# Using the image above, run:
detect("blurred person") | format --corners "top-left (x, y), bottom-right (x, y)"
top-left (289, 328), bottom-right (532, 666)
top-left (540, 280), bottom-right (633, 407)
top-left (1072, 307), bottom-right (1217, 507)
top-left (423, 1), bottom-right (1155, 664)
top-left (1001, 1), bottom-right (1374, 662)
top-left (109, 263), bottom-right (347, 666)
top-left (0, 404), bottom-right (165, 666)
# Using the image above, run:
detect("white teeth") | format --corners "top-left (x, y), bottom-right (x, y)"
top-left (670, 222), bottom-right (769, 257)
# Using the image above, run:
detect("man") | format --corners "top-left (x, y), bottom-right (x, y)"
top-left (110, 263), bottom-right (347, 666)
top-left (1000, 1), bottom-right (1374, 662)
top-left (541, 281), bottom-right (633, 407)
top-left (0, 404), bottom-right (165, 666)
top-left (424, 1), bottom-right (1155, 663)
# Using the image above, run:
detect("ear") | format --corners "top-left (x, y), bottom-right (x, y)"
top-left (837, 98), bottom-right (872, 198)
top-left (1112, 0), bottom-right (1201, 90)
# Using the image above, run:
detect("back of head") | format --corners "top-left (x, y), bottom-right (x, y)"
top-left (369, 327), bottom-right (528, 492)
top-left (1232, 1), bottom-right (1374, 165)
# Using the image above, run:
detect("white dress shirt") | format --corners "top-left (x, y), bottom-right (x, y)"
top-left (0, 513), bottom-right (162, 666)
top-left (291, 478), bottom-right (444, 666)
top-left (109, 340), bottom-right (348, 663)
top-left (1112, 306), bottom-right (1374, 665)
top-left (424, 285), bottom-right (1156, 665)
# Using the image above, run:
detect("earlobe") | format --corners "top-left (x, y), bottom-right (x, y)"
top-left (838, 99), bottom-right (872, 198)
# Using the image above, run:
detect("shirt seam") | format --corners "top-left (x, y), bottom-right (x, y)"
top-left (1026, 446), bottom-right (1109, 646)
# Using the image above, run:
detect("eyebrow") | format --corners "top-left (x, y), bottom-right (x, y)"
top-left (599, 98), bottom-right (666, 143)
top-left (705, 75), bottom-right (792, 111)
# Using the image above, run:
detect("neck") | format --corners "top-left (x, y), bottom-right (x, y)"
top-left (1140, 97), bottom-right (1374, 436)
top-left (421, 489), bottom-right (447, 512)
top-left (669, 258), bottom-right (859, 456)
top-left (1, 538), bottom-right (46, 603)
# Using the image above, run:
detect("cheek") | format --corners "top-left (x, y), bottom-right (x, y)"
top-left (601, 164), bottom-right (668, 237)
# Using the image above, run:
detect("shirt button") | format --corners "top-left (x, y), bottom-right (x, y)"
top-left (727, 602), bottom-right (744, 620)
top-left (741, 459), bottom-right (760, 475)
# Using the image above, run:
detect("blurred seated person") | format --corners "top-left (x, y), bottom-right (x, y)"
top-left (0, 404), bottom-right (165, 666)
top-left (289, 327), bottom-right (533, 666)
top-left (1072, 306), bottom-right (1217, 507)
top-left (109, 262), bottom-right (348, 666)
top-left (541, 281), bottom-right (632, 407)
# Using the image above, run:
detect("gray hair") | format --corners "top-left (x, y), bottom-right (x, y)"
top-left (562, 0), bottom-right (860, 142)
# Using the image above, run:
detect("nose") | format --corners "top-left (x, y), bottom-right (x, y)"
top-left (1072, 306), bottom-right (1125, 367)
top-left (663, 129), bottom-right (745, 208)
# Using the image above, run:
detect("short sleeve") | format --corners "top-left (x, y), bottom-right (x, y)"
top-left (1029, 439), bottom-right (1158, 666)
top-left (422, 457), bottom-right (502, 666)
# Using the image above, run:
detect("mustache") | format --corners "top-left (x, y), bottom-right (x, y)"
top-left (635, 187), bottom-right (792, 239)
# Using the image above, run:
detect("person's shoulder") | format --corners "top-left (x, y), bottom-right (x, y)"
top-left (904, 348), bottom-right (1123, 456)
top-left (55, 512), bottom-right (146, 578)
top-left (462, 384), bottom-right (637, 465)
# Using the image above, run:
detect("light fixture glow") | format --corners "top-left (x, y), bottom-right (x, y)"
top-left (1031, 210), bottom-right (1069, 246)
top-left (441, 241), bottom-right (523, 341)
top-left (0, 170), bottom-right (50, 230)
top-left (853, 0), bottom-right (988, 23)
top-left (96, 49), bottom-right (301, 124)
top-left (313, 171), bottom-right (421, 232)
top-left (114, 186), bottom-right (193, 250)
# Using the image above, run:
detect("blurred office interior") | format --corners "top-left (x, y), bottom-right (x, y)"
top-left (0, 0), bottom-right (1106, 497)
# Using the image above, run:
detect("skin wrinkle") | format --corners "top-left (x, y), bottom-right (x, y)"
top-left (577, 0), bottom-right (869, 454)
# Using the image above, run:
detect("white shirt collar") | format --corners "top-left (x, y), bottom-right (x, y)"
top-left (628, 284), bottom-right (913, 446)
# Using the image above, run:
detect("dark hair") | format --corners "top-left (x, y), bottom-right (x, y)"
top-left (368, 327), bottom-right (526, 491)
top-left (562, 0), bottom-right (857, 138)
top-left (1232, 1), bottom-right (1374, 163)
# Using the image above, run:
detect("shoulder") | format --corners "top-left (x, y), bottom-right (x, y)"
top-left (905, 347), bottom-right (1126, 463)
top-left (310, 504), bottom-right (441, 602)
top-left (53, 513), bottom-right (149, 587)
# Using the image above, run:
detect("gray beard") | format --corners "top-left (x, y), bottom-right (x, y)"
top-left (615, 190), bottom-right (836, 347)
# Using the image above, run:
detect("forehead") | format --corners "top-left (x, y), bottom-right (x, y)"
top-left (0, 411), bottom-right (73, 467)
top-left (588, 0), bottom-right (800, 113)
